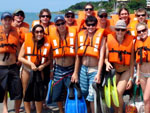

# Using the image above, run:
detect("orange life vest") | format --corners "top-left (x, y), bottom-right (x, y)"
top-left (24, 33), bottom-right (50, 65)
top-left (135, 37), bottom-right (150, 64)
top-left (12, 22), bottom-right (29, 45)
top-left (77, 29), bottom-right (104, 59)
top-left (107, 34), bottom-right (133, 65)
top-left (0, 26), bottom-right (19, 53)
top-left (32, 20), bottom-right (54, 35)
top-left (97, 19), bottom-right (114, 36)
top-left (50, 27), bottom-right (77, 58)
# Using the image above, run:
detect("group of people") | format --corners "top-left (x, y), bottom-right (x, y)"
top-left (0, 2), bottom-right (150, 113)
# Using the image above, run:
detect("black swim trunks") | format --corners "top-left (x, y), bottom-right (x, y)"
top-left (0, 64), bottom-right (23, 103)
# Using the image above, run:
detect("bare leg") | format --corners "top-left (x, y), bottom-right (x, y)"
top-left (114, 70), bottom-right (130, 113)
top-left (140, 77), bottom-right (150, 113)
top-left (90, 101), bottom-right (94, 113)
top-left (2, 93), bottom-right (8, 113)
top-left (15, 100), bottom-right (22, 113)
top-left (24, 102), bottom-right (31, 113)
top-left (57, 102), bottom-right (64, 113)
top-left (35, 101), bottom-right (42, 113)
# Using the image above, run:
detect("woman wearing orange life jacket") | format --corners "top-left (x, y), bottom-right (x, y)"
top-left (135, 23), bottom-right (150, 113)
top-left (105, 20), bottom-right (134, 113)
top-left (32, 8), bottom-right (54, 35)
top-left (18, 24), bottom-right (51, 113)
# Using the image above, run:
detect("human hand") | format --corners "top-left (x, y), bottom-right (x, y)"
top-left (106, 62), bottom-right (113, 71)
top-left (71, 73), bottom-right (78, 83)
top-left (38, 65), bottom-right (45, 71)
top-left (30, 63), bottom-right (37, 71)
top-left (94, 74), bottom-right (101, 84)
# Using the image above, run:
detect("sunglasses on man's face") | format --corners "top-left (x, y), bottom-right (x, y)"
top-left (66, 15), bottom-right (74, 18)
top-left (15, 13), bottom-right (24, 17)
top-left (99, 14), bottom-right (107, 18)
top-left (86, 23), bottom-right (96, 27)
top-left (55, 21), bottom-right (66, 26)
top-left (137, 28), bottom-right (147, 34)
top-left (137, 14), bottom-right (146, 17)
top-left (85, 8), bottom-right (93, 11)
top-left (115, 29), bottom-right (126, 32)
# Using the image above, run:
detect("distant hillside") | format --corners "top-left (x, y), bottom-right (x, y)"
top-left (59, 0), bottom-right (146, 14)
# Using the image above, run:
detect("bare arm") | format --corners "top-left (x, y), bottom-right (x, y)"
top-left (94, 37), bottom-right (106, 83)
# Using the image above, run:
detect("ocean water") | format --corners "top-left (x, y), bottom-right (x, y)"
top-left (0, 12), bottom-right (64, 28)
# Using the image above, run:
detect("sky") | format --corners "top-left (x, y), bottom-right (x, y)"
top-left (1, 0), bottom-right (102, 13)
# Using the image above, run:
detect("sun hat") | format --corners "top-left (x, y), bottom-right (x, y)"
top-left (13, 9), bottom-right (25, 18)
top-left (115, 20), bottom-right (127, 29)
top-left (98, 8), bottom-right (107, 16)
top-left (1, 12), bottom-right (12, 20)
top-left (54, 16), bottom-right (65, 23)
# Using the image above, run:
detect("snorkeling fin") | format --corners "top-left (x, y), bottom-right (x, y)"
top-left (92, 82), bottom-right (102, 113)
top-left (65, 82), bottom-right (87, 113)
top-left (46, 80), bottom-right (54, 105)
top-left (110, 69), bottom-right (119, 107)
top-left (111, 75), bottom-right (119, 107)
top-left (104, 76), bottom-right (111, 108)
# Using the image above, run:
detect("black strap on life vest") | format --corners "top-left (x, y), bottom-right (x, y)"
top-left (136, 46), bottom-right (150, 64)
top-left (109, 48), bottom-right (131, 63)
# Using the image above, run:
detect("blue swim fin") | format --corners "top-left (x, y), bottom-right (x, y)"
top-left (65, 82), bottom-right (87, 113)
top-left (46, 80), bottom-right (54, 105)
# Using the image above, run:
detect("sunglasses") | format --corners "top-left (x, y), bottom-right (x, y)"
top-left (56, 21), bottom-right (65, 26)
top-left (86, 23), bottom-right (96, 27)
top-left (15, 13), bottom-right (24, 17)
top-left (85, 8), bottom-right (93, 11)
top-left (41, 15), bottom-right (50, 18)
top-left (66, 15), bottom-right (74, 18)
top-left (137, 14), bottom-right (146, 17)
top-left (115, 29), bottom-right (126, 32)
top-left (99, 15), bottom-right (107, 18)
top-left (137, 28), bottom-right (147, 34)
top-left (35, 30), bottom-right (44, 34)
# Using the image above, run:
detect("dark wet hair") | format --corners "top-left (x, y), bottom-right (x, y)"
top-left (118, 7), bottom-right (129, 16)
top-left (85, 16), bottom-right (97, 25)
top-left (39, 8), bottom-right (51, 19)
top-left (84, 3), bottom-right (94, 10)
top-left (32, 24), bottom-right (45, 49)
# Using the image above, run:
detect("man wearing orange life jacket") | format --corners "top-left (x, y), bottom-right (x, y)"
top-left (12, 9), bottom-right (29, 45)
top-left (50, 16), bottom-right (77, 113)
top-left (0, 12), bottom-right (22, 113)
top-left (105, 20), bottom-right (134, 113)
top-left (78, 3), bottom-right (97, 32)
top-left (135, 23), bottom-right (150, 113)
top-left (130, 8), bottom-right (150, 37)
top-left (73, 16), bottom-right (105, 113)
top-left (97, 8), bottom-right (114, 36)
top-left (32, 8), bottom-right (54, 35)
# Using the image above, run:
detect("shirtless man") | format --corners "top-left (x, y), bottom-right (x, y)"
top-left (135, 23), bottom-right (150, 113)
top-left (0, 12), bottom-right (22, 113)
top-left (105, 20), bottom-right (134, 113)
top-left (72, 16), bottom-right (106, 113)
top-left (50, 16), bottom-right (77, 113)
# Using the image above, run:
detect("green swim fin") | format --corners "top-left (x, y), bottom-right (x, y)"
top-left (111, 75), bottom-right (119, 107)
top-left (104, 77), bottom-right (111, 108)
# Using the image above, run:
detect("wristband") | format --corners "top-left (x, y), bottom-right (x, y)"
top-left (136, 76), bottom-right (139, 79)
top-left (129, 77), bottom-right (133, 82)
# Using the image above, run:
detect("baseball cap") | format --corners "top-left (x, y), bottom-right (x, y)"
top-left (1, 12), bottom-right (12, 20)
top-left (54, 16), bottom-right (65, 23)
top-left (115, 20), bottom-right (127, 29)
top-left (65, 10), bottom-right (75, 16)
top-left (98, 8), bottom-right (107, 16)
top-left (13, 9), bottom-right (25, 18)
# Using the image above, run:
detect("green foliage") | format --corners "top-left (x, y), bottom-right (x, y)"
top-left (60, 0), bottom-right (146, 14)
